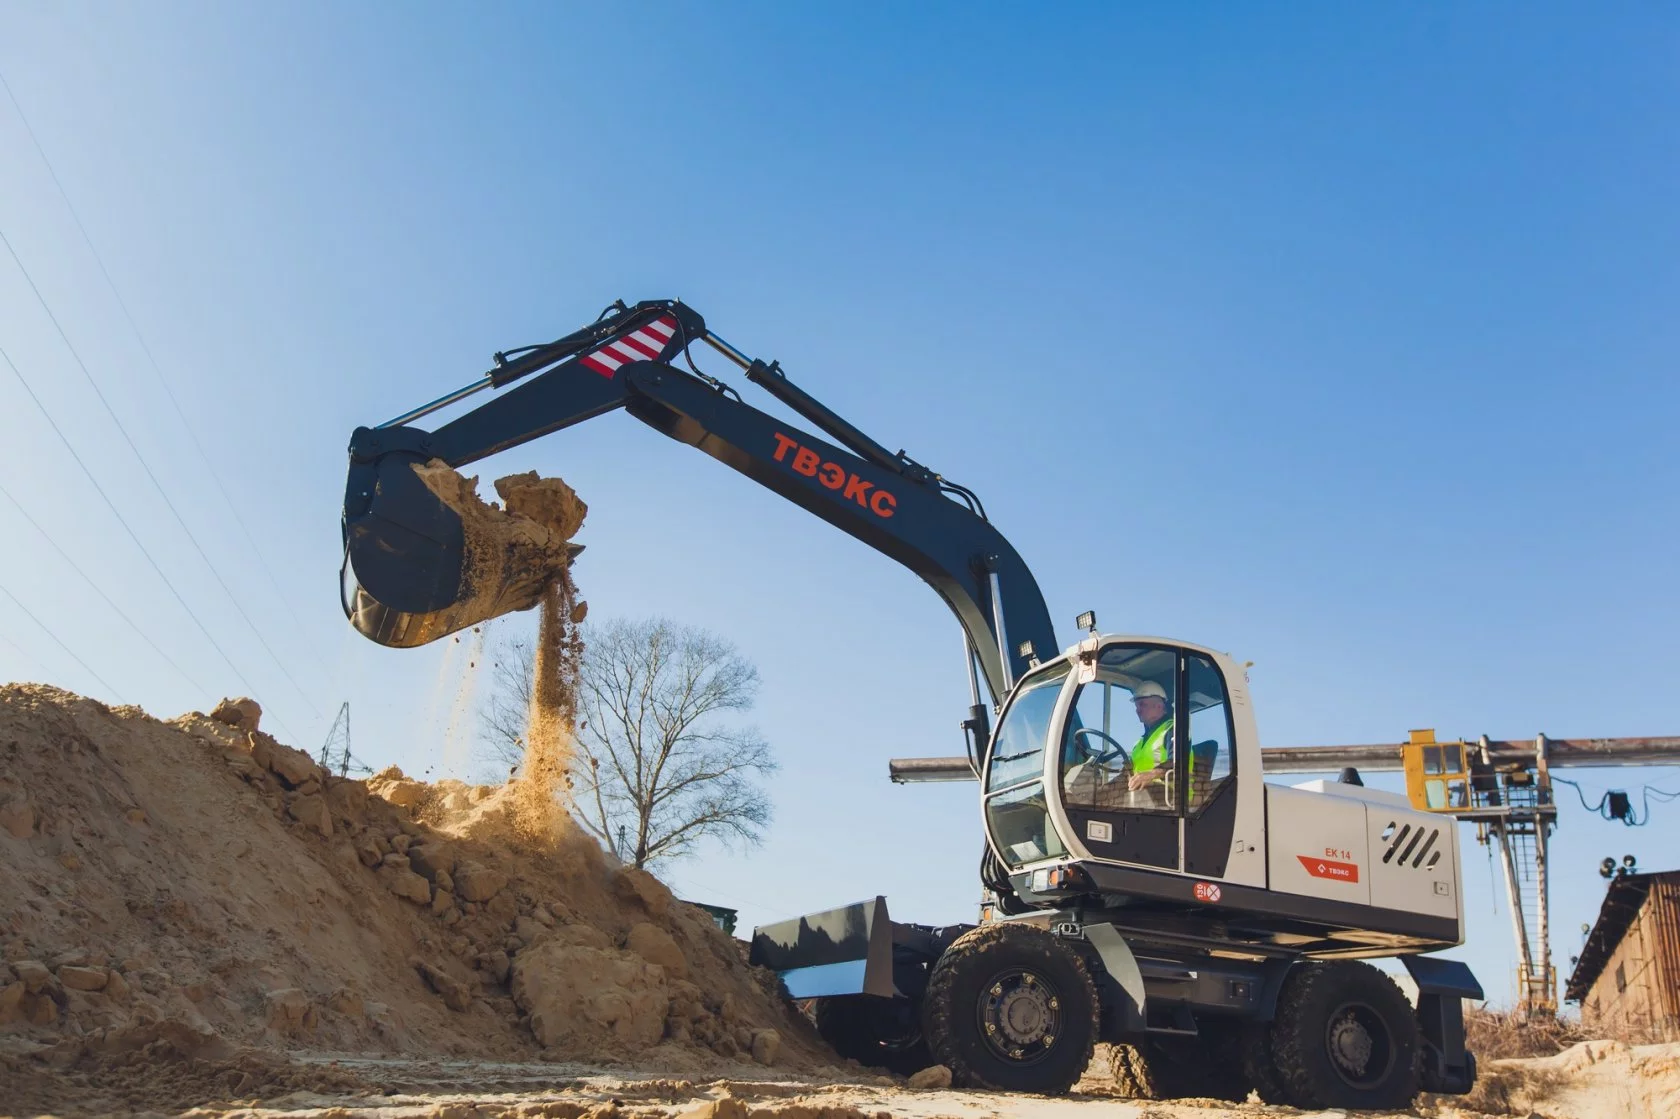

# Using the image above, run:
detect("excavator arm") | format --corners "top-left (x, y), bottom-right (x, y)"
top-left (342, 299), bottom-right (1054, 706)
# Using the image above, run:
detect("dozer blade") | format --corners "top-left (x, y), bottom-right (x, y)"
top-left (341, 447), bottom-right (578, 648)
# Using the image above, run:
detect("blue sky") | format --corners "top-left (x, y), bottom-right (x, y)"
top-left (1, 4), bottom-right (1676, 1007)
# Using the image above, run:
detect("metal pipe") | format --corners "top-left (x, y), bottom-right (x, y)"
top-left (701, 332), bottom-right (754, 372)
top-left (989, 568), bottom-right (1013, 696)
top-left (1535, 732), bottom-right (1555, 1011)
top-left (378, 376), bottom-right (494, 429)
top-left (964, 635), bottom-right (983, 711)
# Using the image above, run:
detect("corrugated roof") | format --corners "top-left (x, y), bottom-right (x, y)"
top-left (1565, 870), bottom-right (1680, 1002)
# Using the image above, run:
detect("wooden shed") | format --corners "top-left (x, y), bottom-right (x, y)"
top-left (1565, 870), bottom-right (1680, 1040)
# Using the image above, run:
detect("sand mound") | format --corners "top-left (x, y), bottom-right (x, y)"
top-left (0, 685), bottom-right (826, 1108)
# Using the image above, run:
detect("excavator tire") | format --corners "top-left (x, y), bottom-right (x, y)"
top-left (1270, 960), bottom-right (1420, 1110)
top-left (813, 995), bottom-right (930, 1075)
top-left (1109, 1028), bottom-right (1247, 1102)
top-left (1238, 1021), bottom-right (1292, 1104)
top-left (921, 923), bottom-right (1097, 1093)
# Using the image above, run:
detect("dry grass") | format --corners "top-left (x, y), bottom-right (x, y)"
top-left (1456, 1062), bottom-right (1567, 1115)
top-left (1464, 1006), bottom-right (1589, 1059)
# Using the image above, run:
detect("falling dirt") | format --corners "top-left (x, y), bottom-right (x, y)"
top-left (511, 577), bottom-right (584, 842)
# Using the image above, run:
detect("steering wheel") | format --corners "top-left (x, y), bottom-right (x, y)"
top-left (1071, 726), bottom-right (1128, 765)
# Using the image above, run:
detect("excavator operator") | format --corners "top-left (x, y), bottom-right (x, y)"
top-left (1125, 681), bottom-right (1175, 794)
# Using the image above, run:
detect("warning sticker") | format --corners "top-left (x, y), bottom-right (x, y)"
top-left (1193, 881), bottom-right (1222, 903)
top-left (1297, 854), bottom-right (1361, 883)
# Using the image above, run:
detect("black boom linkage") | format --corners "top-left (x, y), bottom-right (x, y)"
top-left (343, 299), bottom-right (1055, 707)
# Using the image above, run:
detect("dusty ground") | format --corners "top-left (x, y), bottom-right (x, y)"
top-left (8, 1040), bottom-right (1679, 1118)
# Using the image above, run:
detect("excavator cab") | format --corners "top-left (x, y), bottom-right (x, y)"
top-left (982, 639), bottom-right (1249, 888)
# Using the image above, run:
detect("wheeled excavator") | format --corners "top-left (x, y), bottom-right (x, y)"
top-left (342, 298), bottom-right (1481, 1110)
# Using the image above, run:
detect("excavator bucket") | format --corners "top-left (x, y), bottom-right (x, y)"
top-left (342, 446), bottom-right (476, 648)
top-left (341, 441), bottom-right (579, 648)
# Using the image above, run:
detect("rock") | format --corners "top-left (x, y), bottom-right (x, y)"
top-left (246, 731), bottom-right (274, 771)
top-left (485, 889), bottom-right (518, 921)
top-left (908, 1065), bottom-right (952, 1090)
top-left (0, 981), bottom-right (24, 1025)
top-left (13, 960), bottom-right (52, 994)
top-left (677, 1100), bottom-right (747, 1119)
top-left (434, 868), bottom-right (455, 894)
top-left (514, 916), bottom-right (548, 946)
top-left (264, 987), bottom-right (315, 1033)
top-left (58, 965), bottom-right (108, 992)
top-left (52, 948), bottom-right (89, 968)
top-left (750, 1028), bottom-right (780, 1066)
top-left (408, 842), bottom-right (455, 881)
top-left (430, 888), bottom-right (456, 918)
top-left (412, 957), bottom-right (473, 1012)
top-left (390, 833), bottom-right (413, 854)
top-left (381, 852), bottom-right (413, 871)
top-left (625, 923), bottom-right (687, 979)
top-left (104, 970), bottom-right (131, 1005)
top-left (325, 779), bottom-right (368, 826)
top-left (25, 991), bottom-right (57, 1026)
top-left (511, 940), bottom-right (670, 1051)
top-left (294, 778), bottom-right (321, 797)
top-left (288, 794), bottom-right (333, 837)
top-left (380, 865), bottom-right (433, 904)
top-left (369, 768), bottom-right (429, 808)
top-left (552, 924), bottom-right (611, 950)
top-left (712, 1032), bottom-right (739, 1059)
top-left (268, 742), bottom-right (323, 788)
top-left (531, 906), bottom-right (555, 927)
top-left (0, 796), bottom-right (34, 839)
top-left (481, 949), bottom-right (511, 984)
top-left (58, 852), bottom-right (81, 871)
top-left (454, 862), bottom-right (509, 902)
top-left (613, 867), bottom-right (672, 919)
top-left (210, 696), bottom-right (262, 732)
top-left (356, 838), bottom-right (383, 868)
top-left (328, 987), bottom-right (364, 1018)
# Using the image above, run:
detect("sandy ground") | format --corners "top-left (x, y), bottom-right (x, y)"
top-left (9, 1040), bottom-right (1677, 1119)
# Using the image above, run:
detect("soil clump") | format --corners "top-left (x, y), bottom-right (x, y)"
top-left (0, 683), bottom-right (826, 1114)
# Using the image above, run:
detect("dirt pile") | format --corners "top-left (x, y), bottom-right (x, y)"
top-left (0, 684), bottom-right (827, 1109)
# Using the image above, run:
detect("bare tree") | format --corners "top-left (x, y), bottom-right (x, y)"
top-left (478, 616), bottom-right (775, 867)
top-left (478, 635), bottom-right (533, 775)
top-left (575, 617), bottom-right (774, 867)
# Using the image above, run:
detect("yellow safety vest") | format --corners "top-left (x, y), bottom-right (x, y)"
top-left (1130, 718), bottom-right (1174, 775)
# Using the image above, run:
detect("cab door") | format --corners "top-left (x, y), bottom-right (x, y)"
top-left (1055, 644), bottom-right (1181, 870)
top-left (1053, 643), bottom-right (1241, 878)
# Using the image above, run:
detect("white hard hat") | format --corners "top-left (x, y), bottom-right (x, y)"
top-left (1132, 681), bottom-right (1168, 702)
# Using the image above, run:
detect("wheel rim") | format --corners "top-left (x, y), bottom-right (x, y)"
top-left (975, 966), bottom-right (1063, 1065)
top-left (1323, 1001), bottom-right (1395, 1089)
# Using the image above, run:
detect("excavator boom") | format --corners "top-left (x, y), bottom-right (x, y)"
top-left (342, 299), bottom-right (1054, 704)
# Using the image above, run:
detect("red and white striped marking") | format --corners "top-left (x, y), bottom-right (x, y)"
top-left (578, 315), bottom-right (678, 378)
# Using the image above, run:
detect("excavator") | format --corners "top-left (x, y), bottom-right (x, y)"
top-left (343, 298), bottom-right (1481, 1110)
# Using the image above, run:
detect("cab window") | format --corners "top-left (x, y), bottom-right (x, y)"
top-left (984, 663), bottom-right (1069, 792)
top-left (1063, 646), bottom-right (1178, 815)
top-left (983, 663), bottom-right (1070, 867)
top-left (1185, 653), bottom-right (1236, 810)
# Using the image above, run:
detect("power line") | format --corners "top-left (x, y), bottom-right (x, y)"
top-left (0, 578), bottom-right (123, 701)
top-left (0, 68), bottom-right (316, 651)
top-left (0, 342), bottom-right (297, 742)
top-left (0, 478), bottom-right (212, 696)
top-left (0, 627), bottom-right (48, 677)
top-left (0, 226), bottom-right (322, 723)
